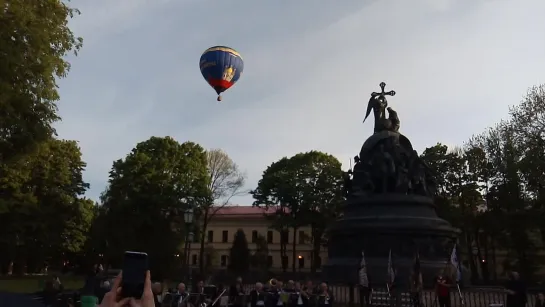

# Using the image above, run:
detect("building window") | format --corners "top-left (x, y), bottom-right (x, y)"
top-left (281, 230), bottom-right (289, 244)
top-left (298, 256), bottom-right (305, 268)
top-left (206, 254), bottom-right (212, 266)
top-left (299, 231), bottom-right (305, 244)
top-left (222, 230), bottom-right (228, 243)
top-left (207, 230), bottom-right (214, 243)
top-left (267, 231), bottom-right (273, 244)
top-left (192, 254), bottom-right (197, 265)
top-left (252, 230), bottom-right (258, 243)
top-left (221, 255), bottom-right (228, 267)
top-left (267, 256), bottom-right (273, 268)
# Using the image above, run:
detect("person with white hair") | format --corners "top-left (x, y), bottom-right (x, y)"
top-left (152, 282), bottom-right (163, 306)
top-left (250, 282), bottom-right (266, 307)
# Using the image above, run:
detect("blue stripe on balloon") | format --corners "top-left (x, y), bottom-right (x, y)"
top-left (199, 49), bottom-right (244, 85)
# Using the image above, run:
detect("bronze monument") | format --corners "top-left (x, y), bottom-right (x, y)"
top-left (324, 83), bottom-right (458, 286)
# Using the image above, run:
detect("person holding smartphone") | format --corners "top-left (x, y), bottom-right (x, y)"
top-left (99, 271), bottom-right (155, 307)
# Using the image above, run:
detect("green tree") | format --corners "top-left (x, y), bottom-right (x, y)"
top-left (421, 144), bottom-right (486, 281)
top-left (420, 85), bottom-right (545, 282)
top-left (198, 149), bottom-right (245, 274)
top-left (0, 138), bottom-right (93, 273)
top-left (228, 229), bottom-right (250, 275)
top-left (252, 151), bottom-right (344, 273)
top-left (99, 137), bottom-right (210, 278)
top-left (251, 234), bottom-right (269, 270)
top-left (0, 0), bottom-right (83, 162)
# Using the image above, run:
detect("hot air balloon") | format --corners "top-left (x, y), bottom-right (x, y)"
top-left (199, 46), bottom-right (244, 101)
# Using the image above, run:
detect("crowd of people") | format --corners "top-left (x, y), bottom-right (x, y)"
top-left (95, 274), bottom-right (334, 307)
top-left (152, 278), bottom-right (333, 307)
top-left (39, 265), bottom-right (543, 307)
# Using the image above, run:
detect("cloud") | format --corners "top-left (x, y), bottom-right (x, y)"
top-left (56, 0), bottom-right (545, 204)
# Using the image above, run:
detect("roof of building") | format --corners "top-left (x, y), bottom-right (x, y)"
top-left (213, 206), bottom-right (281, 216)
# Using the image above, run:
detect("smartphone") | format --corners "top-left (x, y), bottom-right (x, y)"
top-left (120, 251), bottom-right (148, 298)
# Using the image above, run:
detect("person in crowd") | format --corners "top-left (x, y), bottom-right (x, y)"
top-left (435, 269), bottom-right (451, 307)
top-left (505, 271), bottom-right (527, 307)
top-left (409, 270), bottom-right (423, 307)
top-left (358, 268), bottom-right (372, 307)
top-left (302, 281), bottom-right (316, 306)
top-left (288, 281), bottom-right (308, 307)
top-left (196, 280), bottom-right (205, 293)
top-left (52, 275), bottom-right (63, 292)
top-left (97, 280), bottom-right (111, 303)
top-left (152, 282), bottom-right (163, 307)
top-left (535, 292), bottom-right (545, 307)
top-left (229, 277), bottom-right (245, 307)
top-left (317, 283), bottom-right (333, 307)
top-left (192, 280), bottom-right (207, 306)
top-left (99, 270), bottom-right (155, 307)
top-left (284, 280), bottom-right (295, 292)
top-left (42, 280), bottom-right (59, 307)
top-left (265, 279), bottom-right (282, 307)
top-left (250, 282), bottom-right (266, 307)
top-left (174, 282), bottom-right (189, 306)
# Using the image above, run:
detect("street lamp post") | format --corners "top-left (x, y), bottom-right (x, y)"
top-left (184, 207), bottom-right (195, 292)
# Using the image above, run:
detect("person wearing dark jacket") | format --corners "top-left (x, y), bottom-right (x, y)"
top-left (317, 283), bottom-right (333, 307)
top-left (229, 277), bottom-right (245, 307)
top-left (250, 282), bottom-right (267, 307)
top-left (505, 272), bottom-right (527, 307)
top-left (265, 279), bottom-right (282, 307)
top-left (535, 292), bottom-right (545, 307)
top-left (288, 282), bottom-right (309, 307)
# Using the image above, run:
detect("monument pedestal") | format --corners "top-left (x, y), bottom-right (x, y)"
top-left (323, 194), bottom-right (458, 285)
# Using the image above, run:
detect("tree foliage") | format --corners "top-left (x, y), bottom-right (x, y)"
top-left (420, 84), bottom-right (545, 282)
top-left (95, 137), bottom-right (210, 277)
top-left (0, 0), bottom-right (83, 161)
top-left (251, 234), bottom-right (269, 270)
top-left (228, 229), bottom-right (250, 275)
top-left (197, 149), bottom-right (245, 274)
top-left (251, 151), bottom-right (344, 273)
top-left (0, 138), bottom-right (93, 274)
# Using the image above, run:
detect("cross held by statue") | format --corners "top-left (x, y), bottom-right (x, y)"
top-left (371, 82), bottom-right (396, 98)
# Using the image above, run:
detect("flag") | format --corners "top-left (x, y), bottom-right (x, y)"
top-left (387, 249), bottom-right (395, 284)
top-left (359, 251), bottom-right (369, 287)
top-left (450, 244), bottom-right (462, 282)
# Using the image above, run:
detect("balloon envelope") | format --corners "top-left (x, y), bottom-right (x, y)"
top-left (199, 46), bottom-right (244, 99)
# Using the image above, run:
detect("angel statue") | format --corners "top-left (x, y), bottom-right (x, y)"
top-left (363, 82), bottom-right (400, 133)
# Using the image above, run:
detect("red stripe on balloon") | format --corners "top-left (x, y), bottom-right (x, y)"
top-left (208, 78), bottom-right (234, 90)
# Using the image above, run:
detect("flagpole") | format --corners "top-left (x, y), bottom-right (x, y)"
top-left (386, 249), bottom-right (392, 298)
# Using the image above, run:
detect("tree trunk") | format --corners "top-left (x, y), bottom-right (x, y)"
top-left (280, 229), bottom-right (287, 272)
top-left (292, 227), bottom-right (297, 273)
top-left (491, 237), bottom-right (497, 280)
top-left (310, 225), bottom-right (318, 273)
top-left (482, 234), bottom-right (490, 281)
top-left (199, 212), bottom-right (210, 276)
top-left (464, 233), bottom-right (479, 282)
top-left (474, 231), bottom-right (489, 282)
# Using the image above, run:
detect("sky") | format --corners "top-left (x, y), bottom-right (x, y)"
top-left (55, 0), bottom-right (545, 205)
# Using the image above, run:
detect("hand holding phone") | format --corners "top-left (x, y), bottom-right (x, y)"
top-left (99, 270), bottom-right (154, 307)
top-left (121, 251), bottom-right (148, 299)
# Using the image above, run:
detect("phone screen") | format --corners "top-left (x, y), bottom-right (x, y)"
top-left (121, 251), bottom-right (148, 298)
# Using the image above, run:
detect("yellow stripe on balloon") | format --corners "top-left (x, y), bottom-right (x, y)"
top-left (202, 46), bottom-right (242, 59)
